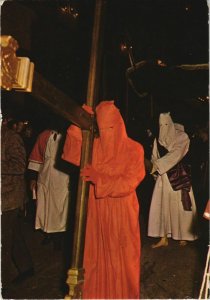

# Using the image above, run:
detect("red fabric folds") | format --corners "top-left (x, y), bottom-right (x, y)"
top-left (29, 130), bottom-right (52, 163)
top-left (62, 125), bottom-right (82, 166)
top-left (62, 101), bottom-right (145, 299)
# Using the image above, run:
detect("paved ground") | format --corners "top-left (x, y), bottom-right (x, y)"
top-left (140, 217), bottom-right (207, 299)
top-left (1, 212), bottom-right (208, 299)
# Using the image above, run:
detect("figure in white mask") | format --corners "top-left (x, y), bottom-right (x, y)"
top-left (148, 112), bottom-right (198, 248)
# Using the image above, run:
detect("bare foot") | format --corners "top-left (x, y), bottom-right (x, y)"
top-left (152, 237), bottom-right (168, 248)
top-left (179, 240), bottom-right (187, 246)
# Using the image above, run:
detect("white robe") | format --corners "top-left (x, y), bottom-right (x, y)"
top-left (148, 124), bottom-right (198, 241)
top-left (28, 132), bottom-right (70, 233)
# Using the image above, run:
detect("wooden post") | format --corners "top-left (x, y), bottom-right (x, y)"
top-left (65, 0), bottom-right (105, 299)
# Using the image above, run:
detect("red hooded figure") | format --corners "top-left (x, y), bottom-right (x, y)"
top-left (62, 101), bottom-right (145, 299)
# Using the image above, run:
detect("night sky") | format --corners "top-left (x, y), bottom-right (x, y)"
top-left (1, 0), bottom-right (209, 136)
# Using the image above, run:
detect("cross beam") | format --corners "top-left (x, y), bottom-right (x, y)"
top-left (32, 71), bottom-right (92, 130)
top-left (0, 35), bottom-right (92, 130)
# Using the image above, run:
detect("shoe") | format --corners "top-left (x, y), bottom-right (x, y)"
top-left (11, 268), bottom-right (34, 285)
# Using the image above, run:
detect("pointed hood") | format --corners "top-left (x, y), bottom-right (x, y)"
top-left (158, 112), bottom-right (176, 150)
top-left (96, 101), bottom-right (127, 163)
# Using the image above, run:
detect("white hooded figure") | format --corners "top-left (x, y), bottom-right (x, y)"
top-left (148, 113), bottom-right (198, 247)
top-left (28, 130), bottom-right (70, 234)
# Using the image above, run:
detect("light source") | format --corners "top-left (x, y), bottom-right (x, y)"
top-left (59, 4), bottom-right (79, 19)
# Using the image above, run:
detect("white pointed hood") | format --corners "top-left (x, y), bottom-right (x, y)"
top-left (158, 112), bottom-right (176, 150)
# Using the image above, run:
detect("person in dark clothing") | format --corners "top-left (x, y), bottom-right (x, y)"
top-left (1, 123), bottom-right (34, 292)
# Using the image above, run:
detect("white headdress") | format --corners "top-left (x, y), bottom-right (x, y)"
top-left (158, 112), bottom-right (176, 150)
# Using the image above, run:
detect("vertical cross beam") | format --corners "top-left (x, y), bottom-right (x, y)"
top-left (65, 0), bottom-right (105, 299)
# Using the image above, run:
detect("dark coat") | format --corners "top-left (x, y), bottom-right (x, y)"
top-left (1, 125), bottom-right (26, 212)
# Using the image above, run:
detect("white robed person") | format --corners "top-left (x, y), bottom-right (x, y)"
top-left (148, 112), bottom-right (198, 248)
top-left (28, 129), bottom-right (70, 244)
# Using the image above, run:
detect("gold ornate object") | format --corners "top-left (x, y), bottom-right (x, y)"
top-left (1, 35), bottom-right (19, 90)
top-left (0, 35), bottom-right (34, 92)
top-left (65, 268), bottom-right (84, 300)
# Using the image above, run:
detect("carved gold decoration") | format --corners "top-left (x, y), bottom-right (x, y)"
top-left (1, 35), bottom-right (19, 90)
top-left (65, 268), bottom-right (84, 299)
top-left (1, 35), bottom-right (34, 92)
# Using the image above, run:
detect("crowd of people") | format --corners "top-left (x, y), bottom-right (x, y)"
top-left (1, 102), bottom-right (209, 298)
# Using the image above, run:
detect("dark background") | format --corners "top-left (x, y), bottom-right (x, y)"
top-left (1, 0), bottom-right (209, 138)
top-left (1, 3), bottom-right (209, 298)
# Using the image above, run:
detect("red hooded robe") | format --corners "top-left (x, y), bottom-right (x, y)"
top-left (62, 101), bottom-right (145, 299)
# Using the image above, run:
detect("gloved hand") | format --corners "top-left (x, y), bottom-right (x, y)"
top-left (30, 179), bottom-right (37, 200)
top-left (80, 164), bottom-right (99, 184)
top-left (30, 179), bottom-right (37, 192)
top-left (82, 104), bottom-right (94, 115)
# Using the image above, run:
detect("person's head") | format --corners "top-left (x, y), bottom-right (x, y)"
top-left (24, 125), bottom-right (33, 138)
top-left (16, 121), bottom-right (25, 133)
top-left (46, 114), bottom-right (68, 134)
top-left (96, 100), bottom-right (126, 137)
top-left (158, 112), bottom-right (176, 149)
top-left (95, 100), bottom-right (127, 161)
top-left (1, 109), bottom-right (14, 126)
top-left (6, 119), bottom-right (17, 130)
